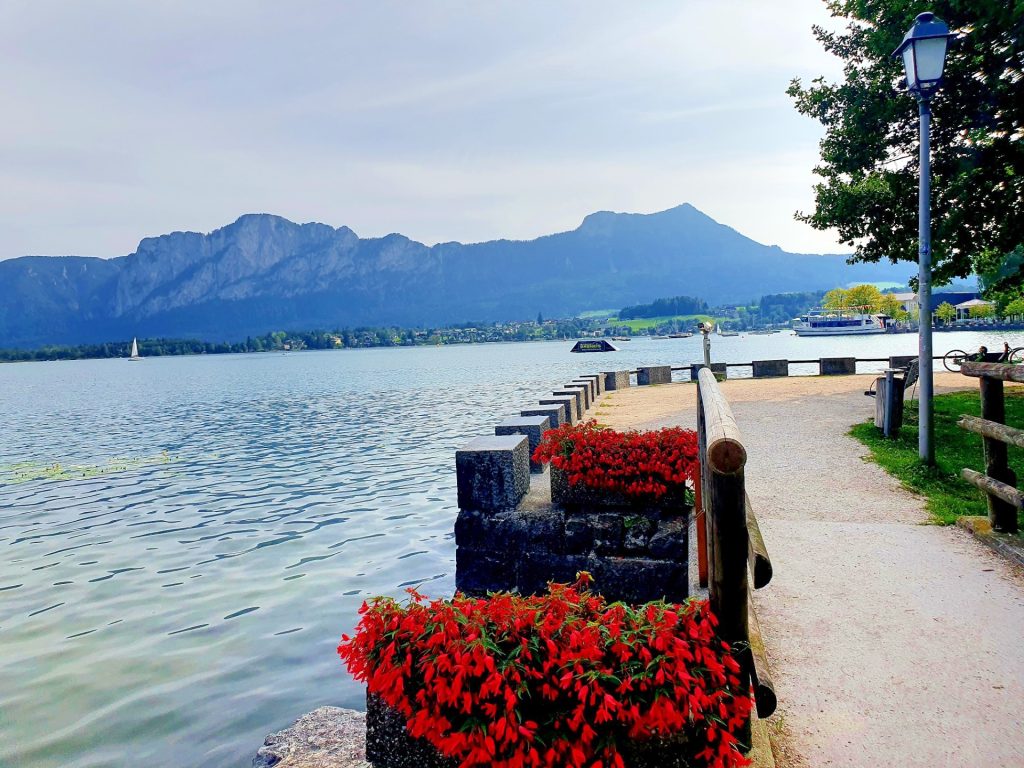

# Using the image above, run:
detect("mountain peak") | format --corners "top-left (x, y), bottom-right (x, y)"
top-left (0, 204), bottom-right (905, 348)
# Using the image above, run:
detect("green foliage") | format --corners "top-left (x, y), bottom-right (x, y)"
top-left (850, 391), bottom-right (1024, 533)
top-left (935, 301), bottom-right (956, 323)
top-left (789, 1), bottom-right (1024, 284)
top-left (1004, 297), bottom-right (1024, 317)
top-left (823, 288), bottom-right (850, 310)
top-left (618, 295), bottom-right (708, 320)
top-left (969, 303), bottom-right (996, 319)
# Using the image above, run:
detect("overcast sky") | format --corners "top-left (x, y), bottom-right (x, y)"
top-left (0, 1), bottom-right (848, 260)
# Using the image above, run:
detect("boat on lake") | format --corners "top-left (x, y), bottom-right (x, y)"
top-left (716, 324), bottom-right (739, 337)
top-left (128, 337), bottom-right (142, 361)
top-left (611, 336), bottom-right (631, 341)
top-left (792, 310), bottom-right (886, 336)
top-left (668, 332), bottom-right (692, 338)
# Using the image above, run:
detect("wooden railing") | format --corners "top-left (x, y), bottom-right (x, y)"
top-left (958, 361), bottom-right (1023, 534)
top-left (695, 368), bottom-right (777, 721)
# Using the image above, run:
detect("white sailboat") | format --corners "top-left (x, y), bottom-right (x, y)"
top-left (129, 337), bottom-right (142, 361)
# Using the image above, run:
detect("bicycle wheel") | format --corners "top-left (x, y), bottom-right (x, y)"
top-left (1008, 347), bottom-right (1024, 365)
top-left (943, 349), bottom-right (968, 372)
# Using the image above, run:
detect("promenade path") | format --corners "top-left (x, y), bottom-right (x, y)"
top-left (597, 373), bottom-right (1024, 768)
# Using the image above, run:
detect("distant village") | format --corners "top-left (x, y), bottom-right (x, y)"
top-left (3, 287), bottom-right (1021, 363)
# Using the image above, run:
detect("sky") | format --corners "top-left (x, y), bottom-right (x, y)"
top-left (0, 1), bottom-right (849, 260)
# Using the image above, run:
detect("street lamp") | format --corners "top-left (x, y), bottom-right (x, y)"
top-left (893, 12), bottom-right (954, 465)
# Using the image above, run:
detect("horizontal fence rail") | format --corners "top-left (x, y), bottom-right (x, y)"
top-left (958, 361), bottom-right (1023, 533)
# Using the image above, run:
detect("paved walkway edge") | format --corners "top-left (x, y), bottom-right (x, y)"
top-left (956, 516), bottom-right (1024, 569)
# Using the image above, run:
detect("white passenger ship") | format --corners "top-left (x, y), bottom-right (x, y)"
top-left (792, 310), bottom-right (886, 336)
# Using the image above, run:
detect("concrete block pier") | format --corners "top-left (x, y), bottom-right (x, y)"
top-left (455, 435), bottom-right (530, 512)
top-left (494, 415), bottom-right (551, 473)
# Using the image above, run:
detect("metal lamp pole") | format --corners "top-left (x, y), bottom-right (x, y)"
top-left (917, 95), bottom-right (934, 465)
top-left (893, 12), bottom-right (954, 466)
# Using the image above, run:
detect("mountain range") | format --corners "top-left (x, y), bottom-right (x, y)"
top-left (0, 204), bottom-right (908, 348)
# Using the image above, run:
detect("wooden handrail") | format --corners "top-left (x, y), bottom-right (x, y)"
top-left (746, 494), bottom-right (773, 590)
top-left (958, 415), bottom-right (1024, 449)
top-left (698, 367), bottom-right (747, 473)
top-left (961, 361), bottom-right (1024, 382)
top-left (746, 592), bottom-right (778, 718)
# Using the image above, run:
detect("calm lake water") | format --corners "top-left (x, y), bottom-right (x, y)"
top-left (2, 330), bottom-right (1022, 767)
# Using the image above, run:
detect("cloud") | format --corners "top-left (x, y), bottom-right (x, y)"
top-left (0, 0), bottom-right (848, 259)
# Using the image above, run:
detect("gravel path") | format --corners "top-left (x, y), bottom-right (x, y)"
top-left (598, 375), bottom-right (1024, 767)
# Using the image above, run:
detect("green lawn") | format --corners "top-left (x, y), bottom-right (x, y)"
top-left (611, 314), bottom-right (719, 332)
top-left (850, 389), bottom-right (1024, 533)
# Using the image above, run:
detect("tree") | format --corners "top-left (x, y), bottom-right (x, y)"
top-left (1004, 297), bottom-right (1024, 319)
top-left (846, 284), bottom-right (884, 312)
top-left (788, 2), bottom-right (1024, 286)
top-left (935, 301), bottom-right (956, 324)
top-left (878, 293), bottom-right (903, 318)
top-left (822, 288), bottom-right (850, 311)
top-left (969, 303), bottom-right (995, 320)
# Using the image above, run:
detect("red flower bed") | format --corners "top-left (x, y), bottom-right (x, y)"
top-left (338, 575), bottom-right (751, 768)
top-left (533, 421), bottom-right (699, 502)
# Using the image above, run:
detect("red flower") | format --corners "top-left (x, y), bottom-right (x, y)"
top-left (338, 576), bottom-right (752, 768)
top-left (532, 422), bottom-right (699, 503)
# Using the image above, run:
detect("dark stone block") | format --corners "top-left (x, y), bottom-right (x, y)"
top-left (752, 359), bottom-right (788, 378)
top-left (366, 693), bottom-right (457, 768)
top-left (603, 370), bottom-right (631, 390)
top-left (521, 404), bottom-right (567, 429)
top-left (539, 396), bottom-right (578, 424)
top-left (623, 516), bottom-right (655, 554)
top-left (495, 508), bottom-right (565, 554)
top-left (820, 357), bottom-right (856, 375)
top-left (455, 545), bottom-right (513, 596)
top-left (517, 552), bottom-right (590, 596)
top-left (553, 388), bottom-right (585, 417)
top-left (563, 514), bottom-right (592, 554)
top-left (455, 435), bottom-right (530, 512)
top-left (638, 365), bottom-right (672, 385)
top-left (591, 513), bottom-right (624, 555)
top-left (495, 415), bottom-right (550, 473)
top-left (648, 518), bottom-right (688, 561)
top-left (579, 373), bottom-right (605, 396)
top-left (690, 363), bottom-right (727, 381)
top-left (572, 378), bottom-right (597, 401)
top-left (563, 383), bottom-right (591, 410)
top-left (587, 556), bottom-right (688, 603)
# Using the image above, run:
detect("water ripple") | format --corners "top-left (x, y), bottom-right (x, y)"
top-left (3, 333), bottom-right (1021, 767)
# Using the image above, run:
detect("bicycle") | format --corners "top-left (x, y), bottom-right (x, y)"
top-left (943, 346), bottom-right (1024, 372)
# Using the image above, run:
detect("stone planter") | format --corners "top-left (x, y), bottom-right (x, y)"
top-left (549, 465), bottom-right (690, 516)
top-left (455, 467), bottom-right (690, 604)
top-left (366, 692), bottom-right (700, 768)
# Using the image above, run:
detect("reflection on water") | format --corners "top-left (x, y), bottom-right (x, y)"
top-left (2, 331), bottom-right (1021, 767)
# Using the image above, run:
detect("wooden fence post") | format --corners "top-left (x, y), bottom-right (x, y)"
top-left (979, 376), bottom-right (1019, 532)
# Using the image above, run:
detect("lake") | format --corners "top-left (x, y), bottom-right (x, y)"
top-left (2, 329), bottom-right (1022, 767)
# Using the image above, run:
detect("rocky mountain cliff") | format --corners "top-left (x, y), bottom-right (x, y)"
top-left (0, 204), bottom-right (906, 348)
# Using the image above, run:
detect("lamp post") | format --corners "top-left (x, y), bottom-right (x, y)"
top-left (893, 12), bottom-right (954, 465)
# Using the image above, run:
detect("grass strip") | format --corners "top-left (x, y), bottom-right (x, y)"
top-left (850, 389), bottom-right (1024, 535)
